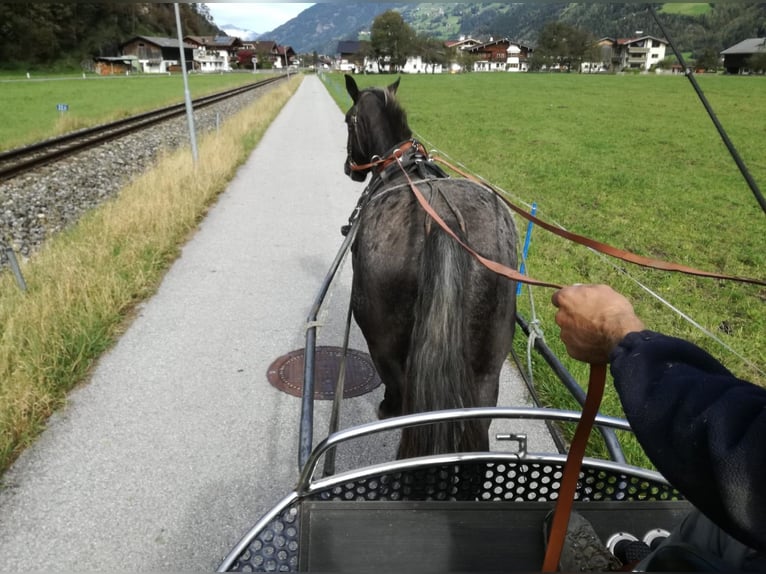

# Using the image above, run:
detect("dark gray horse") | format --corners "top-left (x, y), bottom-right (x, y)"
top-left (343, 74), bottom-right (518, 459)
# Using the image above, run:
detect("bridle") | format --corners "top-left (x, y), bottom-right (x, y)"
top-left (345, 89), bottom-right (413, 181)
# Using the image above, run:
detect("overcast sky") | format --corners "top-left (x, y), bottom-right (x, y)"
top-left (206, 3), bottom-right (315, 34)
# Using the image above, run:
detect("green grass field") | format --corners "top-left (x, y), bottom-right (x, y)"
top-left (660, 3), bottom-right (712, 16)
top-left (0, 72), bottom-right (272, 151)
top-left (323, 71), bottom-right (766, 465)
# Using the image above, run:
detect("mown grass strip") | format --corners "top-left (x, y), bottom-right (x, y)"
top-left (0, 75), bottom-right (302, 476)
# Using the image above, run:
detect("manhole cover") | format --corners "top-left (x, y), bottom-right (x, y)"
top-left (267, 346), bottom-right (381, 400)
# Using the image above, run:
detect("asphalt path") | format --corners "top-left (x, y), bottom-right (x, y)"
top-left (0, 75), bottom-right (555, 571)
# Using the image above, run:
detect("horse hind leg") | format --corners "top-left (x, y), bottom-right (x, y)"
top-left (369, 354), bottom-right (405, 419)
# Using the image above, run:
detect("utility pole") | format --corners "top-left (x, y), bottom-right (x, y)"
top-left (174, 3), bottom-right (199, 164)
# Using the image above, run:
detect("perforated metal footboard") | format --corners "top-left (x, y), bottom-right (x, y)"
top-left (220, 455), bottom-right (686, 572)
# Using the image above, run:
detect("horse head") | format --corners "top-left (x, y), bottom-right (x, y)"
top-left (344, 74), bottom-right (412, 182)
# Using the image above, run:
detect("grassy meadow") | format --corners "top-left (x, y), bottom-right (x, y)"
top-left (323, 71), bottom-right (766, 465)
top-left (0, 75), bottom-right (302, 476)
top-left (0, 71), bottom-right (274, 151)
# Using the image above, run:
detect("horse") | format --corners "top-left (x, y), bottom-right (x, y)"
top-left (343, 74), bottom-right (519, 459)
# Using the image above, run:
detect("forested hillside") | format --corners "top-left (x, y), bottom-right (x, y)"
top-left (0, 3), bottom-right (220, 70)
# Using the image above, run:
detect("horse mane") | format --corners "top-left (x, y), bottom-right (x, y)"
top-left (364, 87), bottom-right (412, 144)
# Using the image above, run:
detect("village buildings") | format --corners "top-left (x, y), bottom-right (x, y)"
top-left (100, 30), bottom-right (761, 77)
top-left (106, 35), bottom-right (295, 75)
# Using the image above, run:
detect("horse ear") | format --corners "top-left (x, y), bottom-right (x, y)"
top-left (345, 74), bottom-right (360, 103)
top-left (387, 77), bottom-right (401, 96)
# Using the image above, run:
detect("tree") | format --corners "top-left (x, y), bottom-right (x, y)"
top-left (694, 47), bottom-right (721, 72)
top-left (454, 48), bottom-right (479, 73)
top-left (370, 10), bottom-right (415, 73)
top-left (747, 50), bottom-right (766, 73)
top-left (532, 21), bottom-right (598, 73)
top-left (236, 49), bottom-right (255, 70)
top-left (416, 33), bottom-right (448, 74)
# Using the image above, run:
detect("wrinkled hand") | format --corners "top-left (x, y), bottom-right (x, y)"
top-left (551, 284), bottom-right (645, 365)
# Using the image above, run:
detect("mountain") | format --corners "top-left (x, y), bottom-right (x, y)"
top-left (255, 3), bottom-right (766, 58)
top-left (219, 24), bottom-right (260, 42)
top-left (259, 3), bottom-right (404, 54)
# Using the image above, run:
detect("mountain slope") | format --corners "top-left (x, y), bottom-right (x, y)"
top-left (262, 3), bottom-right (766, 57)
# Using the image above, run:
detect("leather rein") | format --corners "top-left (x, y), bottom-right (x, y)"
top-left (348, 140), bottom-right (764, 572)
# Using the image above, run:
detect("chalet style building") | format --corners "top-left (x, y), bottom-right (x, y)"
top-left (184, 35), bottom-right (242, 72)
top-left (119, 36), bottom-right (194, 74)
top-left (597, 36), bottom-right (668, 72)
top-left (721, 38), bottom-right (766, 74)
top-left (463, 38), bottom-right (533, 72)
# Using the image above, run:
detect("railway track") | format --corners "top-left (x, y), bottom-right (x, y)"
top-left (0, 74), bottom-right (286, 182)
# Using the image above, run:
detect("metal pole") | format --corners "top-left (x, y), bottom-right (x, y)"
top-left (647, 4), bottom-right (765, 216)
top-left (5, 247), bottom-right (27, 292)
top-left (174, 3), bottom-right (199, 164)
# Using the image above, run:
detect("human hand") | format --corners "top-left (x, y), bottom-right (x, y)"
top-left (551, 284), bottom-right (645, 365)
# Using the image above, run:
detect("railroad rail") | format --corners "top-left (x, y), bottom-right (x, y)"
top-left (0, 74), bottom-right (286, 182)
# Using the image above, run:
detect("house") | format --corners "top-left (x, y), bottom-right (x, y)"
top-left (721, 38), bottom-right (766, 74)
top-left (248, 40), bottom-right (281, 69)
top-left (599, 36), bottom-right (668, 72)
top-left (184, 35), bottom-right (242, 72)
top-left (464, 38), bottom-right (533, 72)
top-left (119, 36), bottom-right (194, 74)
top-left (400, 55), bottom-right (443, 74)
top-left (336, 40), bottom-right (367, 72)
top-left (120, 36), bottom-right (195, 74)
top-left (276, 45), bottom-right (297, 69)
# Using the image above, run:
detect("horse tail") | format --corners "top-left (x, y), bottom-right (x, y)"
top-left (397, 226), bottom-right (484, 459)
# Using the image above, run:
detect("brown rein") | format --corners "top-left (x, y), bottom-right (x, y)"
top-left (433, 153), bottom-right (766, 288)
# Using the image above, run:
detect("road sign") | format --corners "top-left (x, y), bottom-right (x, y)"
top-left (56, 103), bottom-right (69, 112)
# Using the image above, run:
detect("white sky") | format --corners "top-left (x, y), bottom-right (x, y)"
top-left (205, 3), bottom-right (315, 34)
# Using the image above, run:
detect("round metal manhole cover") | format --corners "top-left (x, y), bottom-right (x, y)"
top-left (267, 346), bottom-right (381, 400)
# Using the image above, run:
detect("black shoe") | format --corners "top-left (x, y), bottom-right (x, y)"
top-left (607, 531), bottom-right (652, 565)
top-left (643, 527), bottom-right (670, 550)
top-left (544, 510), bottom-right (623, 572)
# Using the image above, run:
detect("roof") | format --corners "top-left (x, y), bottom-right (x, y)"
top-left (445, 38), bottom-right (480, 49)
top-left (615, 35), bottom-right (667, 46)
top-left (184, 35), bottom-right (241, 48)
top-left (721, 38), bottom-right (766, 55)
top-left (337, 40), bottom-right (364, 54)
top-left (94, 55), bottom-right (138, 62)
top-left (251, 40), bottom-right (279, 55)
top-left (466, 38), bottom-right (533, 52)
top-left (121, 36), bottom-right (194, 50)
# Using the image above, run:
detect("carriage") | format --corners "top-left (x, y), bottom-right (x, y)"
top-left (212, 72), bottom-right (736, 572)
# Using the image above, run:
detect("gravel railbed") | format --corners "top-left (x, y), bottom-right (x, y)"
top-left (0, 79), bottom-right (282, 269)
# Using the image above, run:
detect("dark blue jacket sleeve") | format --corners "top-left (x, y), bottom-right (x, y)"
top-left (609, 331), bottom-right (766, 553)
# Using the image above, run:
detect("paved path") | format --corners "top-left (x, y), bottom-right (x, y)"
top-left (0, 75), bottom-right (555, 572)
